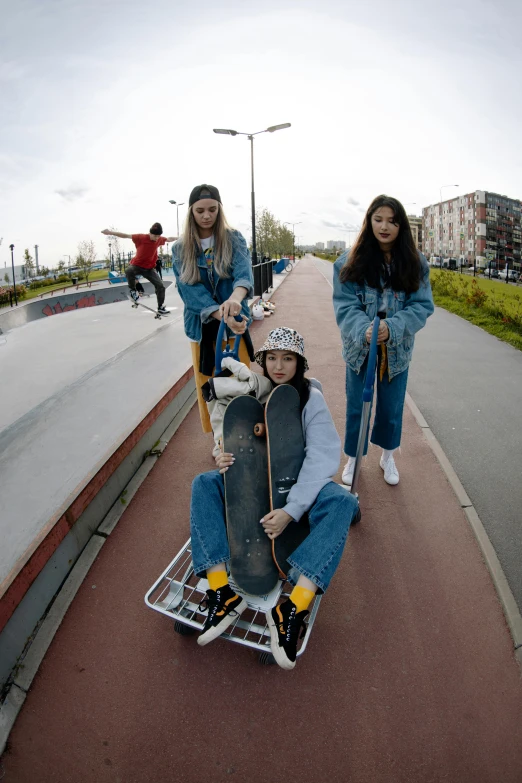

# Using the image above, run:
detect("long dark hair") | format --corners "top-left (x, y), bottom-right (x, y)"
top-left (340, 195), bottom-right (421, 293)
top-left (260, 353), bottom-right (311, 412)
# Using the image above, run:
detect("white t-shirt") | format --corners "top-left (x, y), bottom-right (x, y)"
top-left (200, 236), bottom-right (214, 251)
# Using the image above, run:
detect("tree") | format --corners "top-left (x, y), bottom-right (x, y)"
top-left (24, 248), bottom-right (35, 278)
top-left (77, 240), bottom-right (97, 284)
top-left (4, 273), bottom-right (9, 284)
top-left (57, 259), bottom-right (66, 275)
top-left (40, 266), bottom-right (50, 277)
top-left (255, 209), bottom-right (295, 259)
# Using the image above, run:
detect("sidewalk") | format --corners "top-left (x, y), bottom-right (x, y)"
top-left (2, 258), bottom-right (522, 783)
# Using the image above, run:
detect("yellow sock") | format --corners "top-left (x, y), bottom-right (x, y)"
top-left (207, 570), bottom-right (229, 591)
top-left (290, 585), bottom-right (316, 613)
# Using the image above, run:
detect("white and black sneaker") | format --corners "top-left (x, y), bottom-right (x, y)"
top-left (197, 585), bottom-right (247, 646)
top-left (130, 290), bottom-right (140, 303)
top-left (157, 305), bottom-right (169, 316)
top-left (266, 599), bottom-right (308, 670)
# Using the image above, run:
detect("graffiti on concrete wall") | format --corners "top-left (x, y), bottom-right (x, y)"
top-left (42, 294), bottom-right (126, 317)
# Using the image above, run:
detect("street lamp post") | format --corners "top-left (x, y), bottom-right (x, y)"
top-left (9, 244), bottom-right (18, 306)
top-left (108, 243), bottom-right (112, 272)
top-left (439, 185), bottom-right (459, 267)
top-left (213, 123), bottom-right (291, 266)
top-left (168, 200), bottom-right (185, 236)
top-left (284, 221), bottom-right (302, 264)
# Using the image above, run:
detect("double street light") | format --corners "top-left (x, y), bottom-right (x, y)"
top-left (213, 123), bottom-right (291, 265)
top-left (284, 221), bottom-right (302, 262)
top-left (9, 244), bottom-right (17, 306)
top-left (168, 200), bottom-right (185, 236)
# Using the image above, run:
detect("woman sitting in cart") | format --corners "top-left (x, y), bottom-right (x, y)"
top-left (190, 327), bottom-right (360, 670)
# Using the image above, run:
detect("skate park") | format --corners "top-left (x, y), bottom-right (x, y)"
top-left (1, 256), bottom-right (522, 782)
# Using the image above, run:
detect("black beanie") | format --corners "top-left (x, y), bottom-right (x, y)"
top-left (149, 222), bottom-right (163, 235)
top-left (189, 184), bottom-right (222, 207)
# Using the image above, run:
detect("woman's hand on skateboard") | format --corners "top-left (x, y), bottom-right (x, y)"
top-left (260, 509), bottom-right (293, 540)
top-left (215, 451), bottom-right (235, 474)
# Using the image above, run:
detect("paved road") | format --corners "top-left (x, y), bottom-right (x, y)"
top-left (4, 258), bottom-right (522, 782)
top-left (312, 255), bottom-right (522, 613)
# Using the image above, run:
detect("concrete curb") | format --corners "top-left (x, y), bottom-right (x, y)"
top-left (406, 392), bottom-right (522, 654)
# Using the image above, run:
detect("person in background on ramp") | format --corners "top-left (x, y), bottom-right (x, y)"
top-left (333, 195), bottom-right (434, 488)
top-left (101, 223), bottom-right (176, 315)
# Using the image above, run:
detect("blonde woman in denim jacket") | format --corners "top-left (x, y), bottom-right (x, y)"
top-left (172, 184), bottom-right (254, 435)
top-left (333, 195), bottom-right (434, 486)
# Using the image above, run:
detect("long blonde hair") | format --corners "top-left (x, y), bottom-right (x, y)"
top-left (178, 203), bottom-right (233, 284)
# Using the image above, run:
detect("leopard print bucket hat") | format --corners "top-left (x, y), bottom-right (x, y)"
top-left (254, 327), bottom-right (309, 370)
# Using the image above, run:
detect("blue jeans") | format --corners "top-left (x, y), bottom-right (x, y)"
top-left (190, 471), bottom-right (359, 594)
top-left (344, 356), bottom-right (409, 457)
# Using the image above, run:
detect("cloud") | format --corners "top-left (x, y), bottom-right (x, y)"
top-left (346, 197), bottom-right (360, 206)
top-left (55, 185), bottom-right (89, 202)
top-left (322, 220), bottom-right (360, 232)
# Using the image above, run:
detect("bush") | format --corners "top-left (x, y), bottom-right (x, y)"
top-left (466, 279), bottom-right (488, 308)
top-left (56, 274), bottom-right (70, 283)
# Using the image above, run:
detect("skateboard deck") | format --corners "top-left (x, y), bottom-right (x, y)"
top-left (223, 395), bottom-right (279, 595)
top-left (265, 385), bottom-right (310, 578)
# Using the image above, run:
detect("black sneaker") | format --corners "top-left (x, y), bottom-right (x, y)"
top-left (266, 599), bottom-right (308, 670)
top-left (130, 290), bottom-right (139, 303)
top-left (197, 585), bottom-right (247, 647)
top-left (157, 305), bottom-right (169, 315)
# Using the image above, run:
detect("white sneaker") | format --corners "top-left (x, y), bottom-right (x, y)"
top-left (380, 454), bottom-right (399, 485)
top-left (342, 457), bottom-right (356, 487)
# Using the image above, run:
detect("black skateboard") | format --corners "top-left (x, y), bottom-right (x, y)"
top-left (129, 296), bottom-right (169, 320)
top-left (264, 384), bottom-right (310, 578)
top-left (223, 395), bottom-right (279, 595)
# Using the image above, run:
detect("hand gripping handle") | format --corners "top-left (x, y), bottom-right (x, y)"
top-left (215, 315), bottom-right (244, 374)
top-left (362, 316), bottom-right (380, 402)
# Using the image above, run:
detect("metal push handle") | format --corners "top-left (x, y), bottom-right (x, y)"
top-left (350, 316), bottom-right (381, 496)
top-left (363, 316), bottom-right (380, 401)
top-left (215, 315), bottom-right (244, 374)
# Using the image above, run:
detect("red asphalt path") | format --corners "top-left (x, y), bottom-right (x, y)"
top-left (2, 258), bottom-right (522, 782)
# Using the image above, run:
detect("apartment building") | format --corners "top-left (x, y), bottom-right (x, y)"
top-left (423, 191), bottom-right (521, 269)
top-left (315, 242), bottom-right (325, 250)
top-left (326, 240), bottom-right (346, 251)
top-left (407, 215), bottom-right (423, 253)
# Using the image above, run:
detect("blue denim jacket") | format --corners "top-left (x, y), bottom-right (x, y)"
top-left (171, 230), bottom-right (254, 342)
top-left (332, 252), bottom-right (434, 379)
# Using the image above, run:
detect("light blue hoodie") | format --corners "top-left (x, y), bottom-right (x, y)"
top-left (283, 379), bottom-right (341, 523)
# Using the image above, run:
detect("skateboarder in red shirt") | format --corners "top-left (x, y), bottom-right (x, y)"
top-left (101, 223), bottom-right (176, 315)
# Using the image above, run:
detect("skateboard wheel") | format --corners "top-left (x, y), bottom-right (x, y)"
top-left (259, 651), bottom-right (276, 665)
top-left (254, 423), bottom-right (266, 437)
top-left (173, 620), bottom-right (197, 636)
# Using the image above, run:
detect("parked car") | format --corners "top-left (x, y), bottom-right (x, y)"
top-left (429, 256), bottom-right (443, 267)
top-left (498, 269), bottom-right (518, 282)
top-left (489, 269), bottom-right (499, 278)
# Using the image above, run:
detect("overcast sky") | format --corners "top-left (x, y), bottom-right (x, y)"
top-left (1, 0), bottom-right (521, 269)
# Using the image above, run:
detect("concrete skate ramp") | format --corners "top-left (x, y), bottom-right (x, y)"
top-left (0, 281), bottom-right (172, 333)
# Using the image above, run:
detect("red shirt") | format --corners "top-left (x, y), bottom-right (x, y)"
top-left (131, 234), bottom-right (167, 270)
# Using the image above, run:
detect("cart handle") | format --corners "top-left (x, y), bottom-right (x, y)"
top-left (215, 315), bottom-right (244, 374)
top-left (362, 316), bottom-right (380, 402)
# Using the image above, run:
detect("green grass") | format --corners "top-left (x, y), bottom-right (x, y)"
top-left (430, 270), bottom-right (522, 351)
top-left (22, 269), bottom-right (110, 300)
top-left (458, 272), bottom-right (522, 299)
top-left (432, 293), bottom-right (522, 351)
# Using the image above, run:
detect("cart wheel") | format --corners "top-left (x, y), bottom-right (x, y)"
top-left (174, 620), bottom-right (197, 636)
top-left (259, 651), bottom-right (276, 665)
top-left (352, 508), bottom-right (362, 526)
